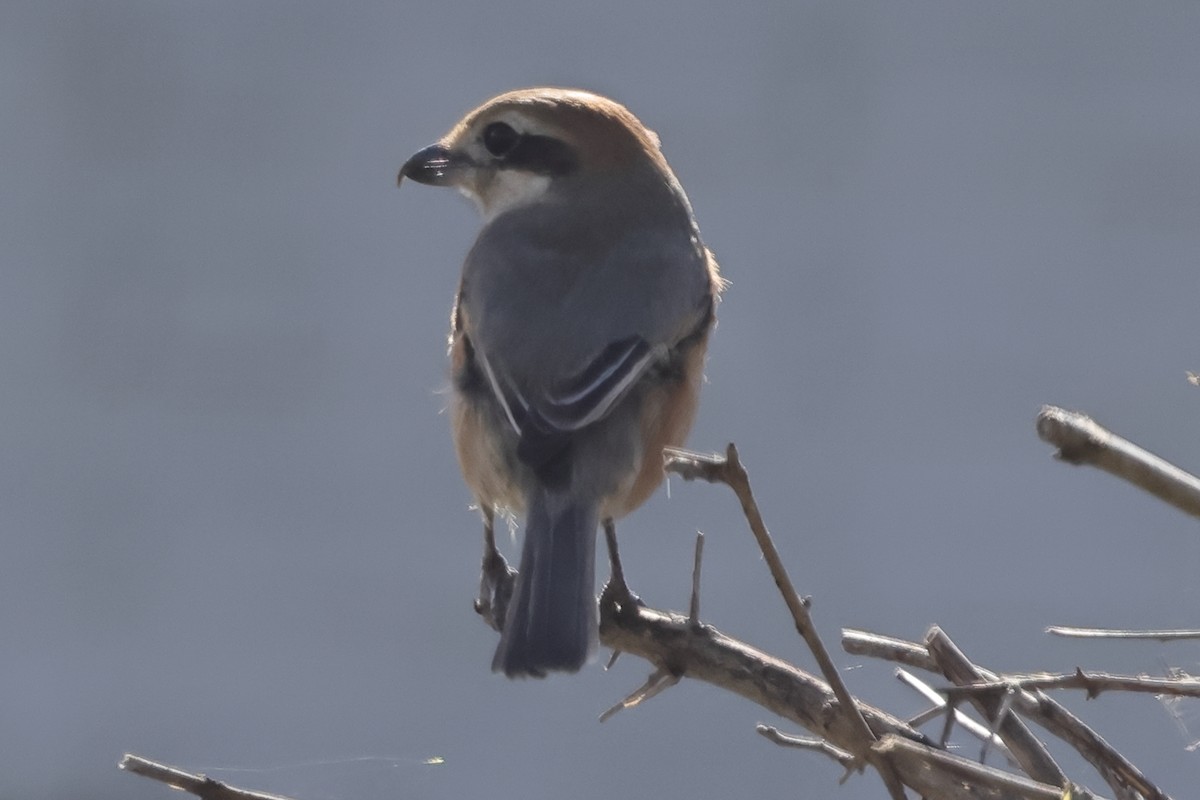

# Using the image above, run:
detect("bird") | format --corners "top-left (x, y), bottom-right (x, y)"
top-left (399, 88), bottom-right (722, 678)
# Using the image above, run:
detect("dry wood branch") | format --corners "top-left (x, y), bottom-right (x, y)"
top-left (946, 669), bottom-right (1200, 701)
top-left (1023, 688), bottom-right (1169, 800)
top-left (599, 667), bottom-right (680, 722)
top-left (1046, 626), bottom-right (1200, 642)
top-left (757, 724), bottom-right (857, 774)
top-left (663, 446), bottom-right (879, 752)
top-left (120, 385), bottom-right (1196, 800)
top-left (473, 486), bottom-right (927, 760)
top-left (926, 628), bottom-right (1067, 788)
top-left (599, 598), bottom-right (1077, 800)
top-left (598, 598), bottom-right (926, 747)
top-left (663, 445), bottom-right (912, 799)
top-left (852, 630), bottom-right (1172, 800)
top-left (457, 443), bottom-right (1175, 799)
top-left (1036, 405), bottom-right (1200, 518)
top-left (923, 629), bottom-right (1168, 800)
top-left (844, 628), bottom-right (940, 672)
top-left (873, 736), bottom-right (1071, 800)
top-left (119, 755), bottom-right (297, 800)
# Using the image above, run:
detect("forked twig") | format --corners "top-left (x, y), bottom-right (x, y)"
top-left (664, 444), bottom-right (908, 799)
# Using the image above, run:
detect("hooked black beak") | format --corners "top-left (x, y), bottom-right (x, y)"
top-left (398, 143), bottom-right (472, 187)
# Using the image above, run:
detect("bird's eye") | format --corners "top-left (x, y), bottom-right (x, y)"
top-left (482, 122), bottom-right (520, 157)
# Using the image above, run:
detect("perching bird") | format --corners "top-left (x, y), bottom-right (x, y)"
top-left (399, 88), bottom-right (722, 677)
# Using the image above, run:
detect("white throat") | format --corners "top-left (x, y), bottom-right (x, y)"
top-left (463, 170), bottom-right (552, 222)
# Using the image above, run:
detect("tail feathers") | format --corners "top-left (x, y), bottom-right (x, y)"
top-left (492, 491), bottom-right (598, 678)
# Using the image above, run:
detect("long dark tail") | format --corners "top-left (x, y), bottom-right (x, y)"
top-left (492, 489), bottom-right (598, 678)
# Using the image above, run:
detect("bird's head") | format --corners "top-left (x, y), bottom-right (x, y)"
top-left (399, 88), bottom-right (682, 221)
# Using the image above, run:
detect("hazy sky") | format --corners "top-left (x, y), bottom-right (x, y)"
top-left (3, 3), bottom-right (1199, 799)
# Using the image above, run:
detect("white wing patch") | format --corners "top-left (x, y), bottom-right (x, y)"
top-left (537, 337), bottom-right (665, 432)
top-left (478, 335), bottom-right (667, 436)
top-left (476, 347), bottom-right (525, 435)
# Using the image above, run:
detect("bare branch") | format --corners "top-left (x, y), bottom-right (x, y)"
top-left (756, 724), bottom-right (857, 775)
top-left (844, 628), bottom-right (940, 672)
top-left (1036, 405), bottom-right (1200, 518)
top-left (1046, 626), bottom-right (1200, 642)
top-left (1028, 693), bottom-right (1145, 800)
top-left (664, 446), bottom-right (880, 754)
top-left (599, 667), bottom-right (680, 722)
top-left (926, 628), bottom-right (1068, 788)
top-left (851, 627), bottom-right (1173, 799)
top-left (598, 598), bottom-right (925, 747)
top-left (458, 442), bottom-right (1182, 800)
top-left (946, 668), bottom-right (1200, 701)
top-left (119, 755), bottom-right (297, 800)
top-left (871, 735), bottom-right (1069, 800)
top-left (925, 628), bottom-right (1169, 800)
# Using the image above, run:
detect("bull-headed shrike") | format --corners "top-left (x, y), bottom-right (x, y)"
top-left (399, 88), bottom-right (723, 678)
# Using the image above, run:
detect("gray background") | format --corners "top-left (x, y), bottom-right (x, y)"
top-left (3, 2), bottom-right (1199, 799)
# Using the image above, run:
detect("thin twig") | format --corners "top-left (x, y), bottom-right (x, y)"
top-left (664, 446), bottom-right (877, 752)
top-left (599, 667), bottom-right (680, 722)
top-left (938, 695), bottom-right (959, 750)
top-left (1036, 405), bottom-right (1200, 518)
top-left (119, 755), bottom-right (297, 800)
top-left (689, 532), bottom-right (704, 625)
top-left (756, 725), bottom-right (857, 780)
top-left (895, 669), bottom-right (1016, 765)
top-left (602, 519), bottom-right (635, 608)
top-left (1046, 626), bottom-right (1200, 641)
top-left (665, 444), bottom-right (909, 799)
top-left (981, 689), bottom-right (1019, 766)
top-left (906, 704), bottom-right (948, 729)
top-left (945, 668), bottom-right (1200, 701)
